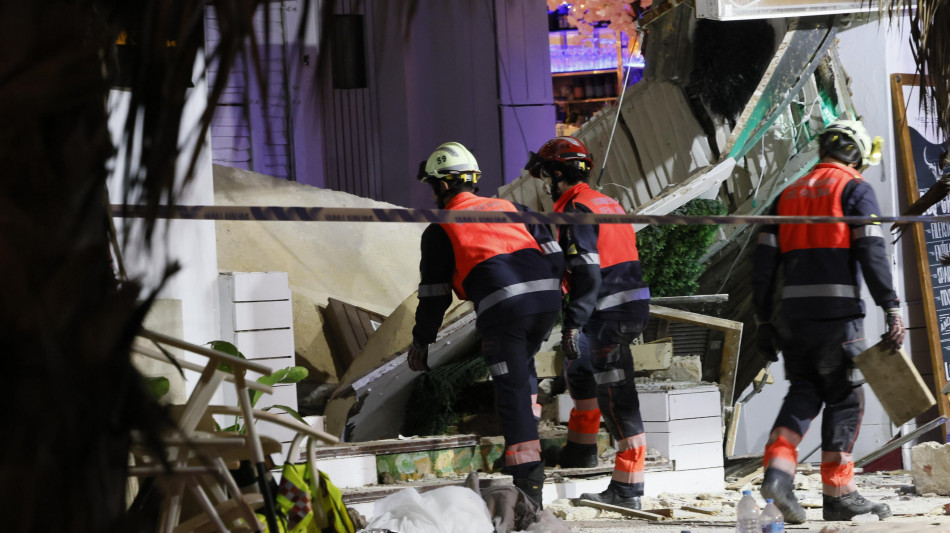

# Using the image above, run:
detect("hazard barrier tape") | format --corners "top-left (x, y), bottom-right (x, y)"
top-left (110, 204), bottom-right (950, 226)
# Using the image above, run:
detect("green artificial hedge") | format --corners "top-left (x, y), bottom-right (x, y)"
top-left (636, 198), bottom-right (727, 297)
top-left (404, 355), bottom-right (490, 436)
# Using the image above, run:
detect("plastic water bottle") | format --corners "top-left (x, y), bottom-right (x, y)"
top-left (736, 490), bottom-right (760, 532)
top-left (759, 498), bottom-right (785, 532)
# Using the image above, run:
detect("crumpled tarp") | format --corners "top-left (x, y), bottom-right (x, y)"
top-left (361, 486), bottom-right (493, 533)
top-left (357, 473), bottom-right (571, 533)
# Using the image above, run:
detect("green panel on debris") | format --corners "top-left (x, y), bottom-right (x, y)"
top-left (376, 432), bottom-right (612, 482)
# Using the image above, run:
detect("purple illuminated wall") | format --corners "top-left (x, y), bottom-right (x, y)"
top-left (208, 0), bottom-right (555, 207)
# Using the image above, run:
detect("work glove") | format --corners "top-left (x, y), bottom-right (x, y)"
top-left (755, 319), bottom-right (779, 363)
top-left (561, 328), bottom-right (581, 360)
top-left (407, 341), bottom-right (430, 372)
top-left (881, 307), bottom-right (905, 353)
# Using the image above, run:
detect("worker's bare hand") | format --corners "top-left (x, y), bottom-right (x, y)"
top-left (408, 341), bottom-right (430, 371)
top-left (881, 307), bottom-right (905, 353)
top-left (561, 328), bottom-right (581, 360)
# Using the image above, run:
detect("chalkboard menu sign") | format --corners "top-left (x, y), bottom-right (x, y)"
top-left (892, 73), bottom-right (950, 433)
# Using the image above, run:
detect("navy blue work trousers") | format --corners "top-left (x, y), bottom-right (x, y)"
top-left (480, 311), bottom-right (558, 475)
top-left (773, 317), bottom-right (866, 452)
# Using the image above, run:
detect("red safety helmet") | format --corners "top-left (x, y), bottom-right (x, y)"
top-left (525, 136), bottom-right (594, 178)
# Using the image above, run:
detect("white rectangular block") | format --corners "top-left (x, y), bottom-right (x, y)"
top-left (638, 385), bottom-right (721, 422)
top-left (233, 300), bottom-right (293, 331)
top-left (645, 416), bottom-right (722, 458)
top-left (228, 271), bottom-right (292, 302)
top-left (668, 389), bottom-right (721, 420)
top-left (639, 392), bottom-right (670, 422)
top-left (670, 441), bottom-right (725, 470)
top-left (315, 454), bottom-right (377, 488)
top-left (236, 328), bottom-right (295, 359)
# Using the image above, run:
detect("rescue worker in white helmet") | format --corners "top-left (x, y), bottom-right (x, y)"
top-left (753, 119), bottom-right (902, 524)
top-left (526, 136), bottom-right (651, 511)
top-left (407, 141), bottom-right (564, 508)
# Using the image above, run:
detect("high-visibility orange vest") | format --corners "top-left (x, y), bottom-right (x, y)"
top-left (777, 163), bottom-right (860, 253)
top-left (556, 184), bottom-right (640, 267)
top-left (775, 163), bottom-right (865, 317)
top-left (441, 193), bottom-right (541, 300)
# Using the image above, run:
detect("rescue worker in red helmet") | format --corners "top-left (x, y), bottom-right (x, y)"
top-left (408, 141), bottom-right (563, 508)
top-left (525, 136), bottom-right (651, 511)
top-left (753, 119), bottom-right (903, 523)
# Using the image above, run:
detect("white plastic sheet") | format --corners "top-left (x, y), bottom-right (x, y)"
top-left (362, 486), bottom-right (494, 533)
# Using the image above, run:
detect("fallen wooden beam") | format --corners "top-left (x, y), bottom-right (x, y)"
top-left (576, 499), bottom-right (669, 521)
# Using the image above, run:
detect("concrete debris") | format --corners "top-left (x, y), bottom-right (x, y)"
top-left (213, 164), bottom-right (425, 382)
top-left (650, 354), bottom-right (702, 381)
top-left (631, 340), bottom-right (674, 371)
top-left (913, 442), bottom-right (950, 496)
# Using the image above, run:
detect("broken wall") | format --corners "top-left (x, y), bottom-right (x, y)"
top-left (213, 165), bottom-right (425, 382)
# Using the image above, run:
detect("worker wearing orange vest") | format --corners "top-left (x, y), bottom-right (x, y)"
top-left (408, 142), bottom-right (563, 508)
top-left (753, 120), bottom-right (904, 523)
top-left (526, 136), bottom-right (651, 511)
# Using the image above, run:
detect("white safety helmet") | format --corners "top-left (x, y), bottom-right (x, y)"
top-left (820, 119), bottom-right (883, 169)
top-left (418, 142), bottom-right (481, 184)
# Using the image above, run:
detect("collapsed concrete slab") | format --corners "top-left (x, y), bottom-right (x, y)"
top-left (213, 165), bottom-right (425, 382)
top-left (324, 292), bottom-right (478, 441)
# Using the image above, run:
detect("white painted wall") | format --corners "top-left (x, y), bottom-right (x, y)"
top-left (107, 55), bottom-right (221, 384)
top-left (734, 14), bottom-right (930, 465)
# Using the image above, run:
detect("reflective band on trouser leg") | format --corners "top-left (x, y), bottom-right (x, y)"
top-left (821, 451), bottom-right (857, 496)
top-left (505, 440), bottom-right (541, 467)
top-left (567, 398), bottom-right (601, 445)
top-left (763, 428), bottom-right (802, 476)
top-left (531, 393), bottom-right (541, 420)
top-left (611, 434), bottom-right (646, 496)
top-left (782, 284), bottom-right (860, 299)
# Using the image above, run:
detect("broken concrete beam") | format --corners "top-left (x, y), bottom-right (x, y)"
top-left (631, 340), bottom-right (673, 371)
top-left (912, 442), bottom-right (950, 496)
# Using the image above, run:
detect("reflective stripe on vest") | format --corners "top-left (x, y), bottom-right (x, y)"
top-left (777, 163), bottom-right (861, 253)
top-left (441, 193), bottom-right (542, 300)
top-left (782, 283), bottom-right (861, 299)
top-left (596, 286), bottom-right (651, 310)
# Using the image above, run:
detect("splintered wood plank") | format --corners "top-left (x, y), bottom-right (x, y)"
top-left (681, 504), bottom-right (722, 515)
top-left (577, 499), bottom-right (668, 520)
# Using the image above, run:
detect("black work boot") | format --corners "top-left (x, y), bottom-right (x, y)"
top-left (823, 491), bottom-right (892, 521)
top-left (544, 442), bottom-right (598, 468)
top-left (579, 483), bottom-right (641, 511)
top-left (512, 462), bottom-right (546, 509)
top-left (760, 469), bottom-right (807, 524)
